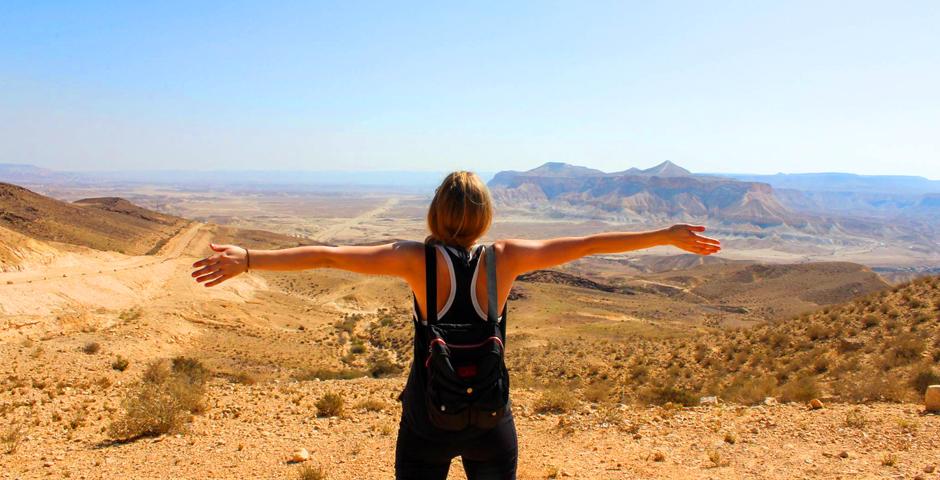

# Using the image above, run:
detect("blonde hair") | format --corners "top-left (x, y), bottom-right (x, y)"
top-left (426, 171), bottom-right (494, 248)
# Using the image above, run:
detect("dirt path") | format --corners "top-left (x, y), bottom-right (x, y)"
top-left (313, 197), bottom-right (399, 243)
top-left (0, 222), bottom-right (204, 287)
top-left (0, 223), bottom-right (262, 322)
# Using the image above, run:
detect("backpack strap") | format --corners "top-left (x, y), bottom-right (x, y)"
top-left (484, 243), bottom-right (498, 323)
top-left (424, 242), bottom-right (437, 325)
top-left (485, 243), bottom-right (508, 339)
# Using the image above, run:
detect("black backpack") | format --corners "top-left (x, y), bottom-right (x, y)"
top-left (421, 242), bottom-right (511, 431)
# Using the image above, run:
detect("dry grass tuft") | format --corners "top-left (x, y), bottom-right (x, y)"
top-left (111, 355), bottom-right (130, 372)
top-left (316, 392), bottom-right (344, 418)
top-left (2, 424), bottom-right (24, 454)
top-left (296, 464), bottom-right (326, 480)
top-left (354, 398), bottom-right (386, 412)
top-left (534, 387), bottom-right (578, 414)
top-left (108, 357), bottom-right (209, 441)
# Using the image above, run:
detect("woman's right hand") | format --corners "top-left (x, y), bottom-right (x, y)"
top-left (664, 224), bottom-right (721, 255)
top-left (191, 243), bottom-right (249, 287)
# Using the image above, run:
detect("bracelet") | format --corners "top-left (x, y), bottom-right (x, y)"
top-left (244, 247), bottom-right (251, 272)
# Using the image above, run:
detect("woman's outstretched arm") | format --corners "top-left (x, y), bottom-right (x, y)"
top-left (500, 224), bottom-right (721, 279)
top-left (191, 241), bottom-right (421, 287)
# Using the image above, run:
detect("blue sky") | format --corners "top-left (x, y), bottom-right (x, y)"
top-left (1, 1), bottom-right (938, 178)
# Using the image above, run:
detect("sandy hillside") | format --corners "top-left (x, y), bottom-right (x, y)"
top-left (1, 189), bottom-right (939, 479)
top-left (0, 224), bottom-right (937, 479)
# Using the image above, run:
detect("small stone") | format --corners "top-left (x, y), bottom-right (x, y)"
top-left (925, 464), bottom-right (936, 473)
top-left (925, 385), bottom-right (940, 412)
top-left (763, 397), bottom-right (777, 406)
top-left (838, 451), bottom-right (849, 458)
top-left (652, 452), bottom-right (665, 462)
top-left (699, 396), bottom-right (719, 405)
top-left (808, 399), bottom-right (824, 410)
top-left (290, 448), bottom-right (310, 463)
top-left (913, 475), bottom-right (925, 480)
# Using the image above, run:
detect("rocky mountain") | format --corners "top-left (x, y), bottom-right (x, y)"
top-left (0, 182), bottom-right (188, 255)
top-left (489, 162), bottom-right (796, 227)
top-left (716, 172), bottom-right (940, 195)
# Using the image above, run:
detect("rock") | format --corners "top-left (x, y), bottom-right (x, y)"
top-left (925, 464), bottom-right (936, 473)
top-left (925, 385), bottom-right (940, 412)
top-left (838, 338), bottom-right (863, 352)
top-left (838, 451), bottom-right (849, 458)
top-left (808, 399), bottom-right (824, 410)
top-left (763, 397), bottom-right (778, 406)
top-left (699, 396), bottom-right (719, 405)
top-left (290, 448), bottom-right (310, 463)
top-left (652, 452), bottom-right (665, 462)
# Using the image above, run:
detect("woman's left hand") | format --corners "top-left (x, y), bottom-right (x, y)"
top-left (664, 224), bottom-right (721, 255)
top-left (191, 243), bottom-right (249, 287)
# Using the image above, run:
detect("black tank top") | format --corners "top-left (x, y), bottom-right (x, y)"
top-left (400, 243), bottom-right (511, 441)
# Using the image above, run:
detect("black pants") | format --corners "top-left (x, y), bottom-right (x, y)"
top-left (395, 417), bottom-right (518, 480)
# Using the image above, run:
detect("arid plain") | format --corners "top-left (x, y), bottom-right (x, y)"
top-left (1, 182), bottom-right (939, 479)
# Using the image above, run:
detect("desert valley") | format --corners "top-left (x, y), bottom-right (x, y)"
top-left (1, 162), bottom-right (939, 479)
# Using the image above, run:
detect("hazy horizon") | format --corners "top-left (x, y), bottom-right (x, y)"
top-left (2, 2), bottom-right (939, 178)
top-left (4, 160), bottom-right (940, 182)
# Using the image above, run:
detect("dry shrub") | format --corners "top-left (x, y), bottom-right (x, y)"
top-left (534, 387), bottom-right (578, 414)
top-left (335, 314), bottom-right (359, 334)
top-left (722, 376), bottom-right (776, 405)
top-left (296, 464), bottom-right (326, 480)
top-left (583, 380), bottom-right (613, 403)
top-left (891, 334), bottom-right (925, 362)
top-left (355, 398), bottom-right (386, 412)
top-left (843, 408), bottom-right (867, 429)
top-left (2, 424), bottom-right (23, 454)
top-left (111, 356), bottom-right (129, 372)
top-left (108, 357), bottom-right (208, 441)
top-left (142, 359), bottom-right (172, 384)
top-left (861, 314), bottom-right (879, 329)
top-left (230, 370), bottom-right (258, 385)
top-left (119, 307), bottom-right (142, 322)
top-left (640, 385), bottom-right (698, 407)
top-left (294, 368), bottom-right (367, 381)
top-left (171, 356), bottom-right (210, 386)
top-left (910, 364), bottom-right (940, 394)
top-left (845, 371), bottom-right (907, 402)
top-left (367, 351), bottom-right (403, 378)
top-left (779, 375), bottom-right (819, 403)
top-left (316, 392), bottom-right (344, 417)
top-left (805, 323), bottom-right (833, 341)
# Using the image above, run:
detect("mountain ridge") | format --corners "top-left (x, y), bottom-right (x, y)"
top-left (488, 162), bottom-right (797, 227)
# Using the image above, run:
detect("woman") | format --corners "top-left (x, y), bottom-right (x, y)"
top-left (191, 171), bottom-right (720, 479)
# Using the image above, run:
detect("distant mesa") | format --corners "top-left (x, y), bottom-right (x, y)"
top-left (488, 161), bottom-right (795, 228)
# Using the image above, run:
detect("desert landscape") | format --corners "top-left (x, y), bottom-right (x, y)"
top-left (1, 165), bottom-right (939, 479)
top-left (4, 4), bottom-right (939, 478)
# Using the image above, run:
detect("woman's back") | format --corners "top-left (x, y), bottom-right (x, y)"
top-left (414, 242), bottom-right (508, 326)
top-left (190, 170), bottom-right (720, 480)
